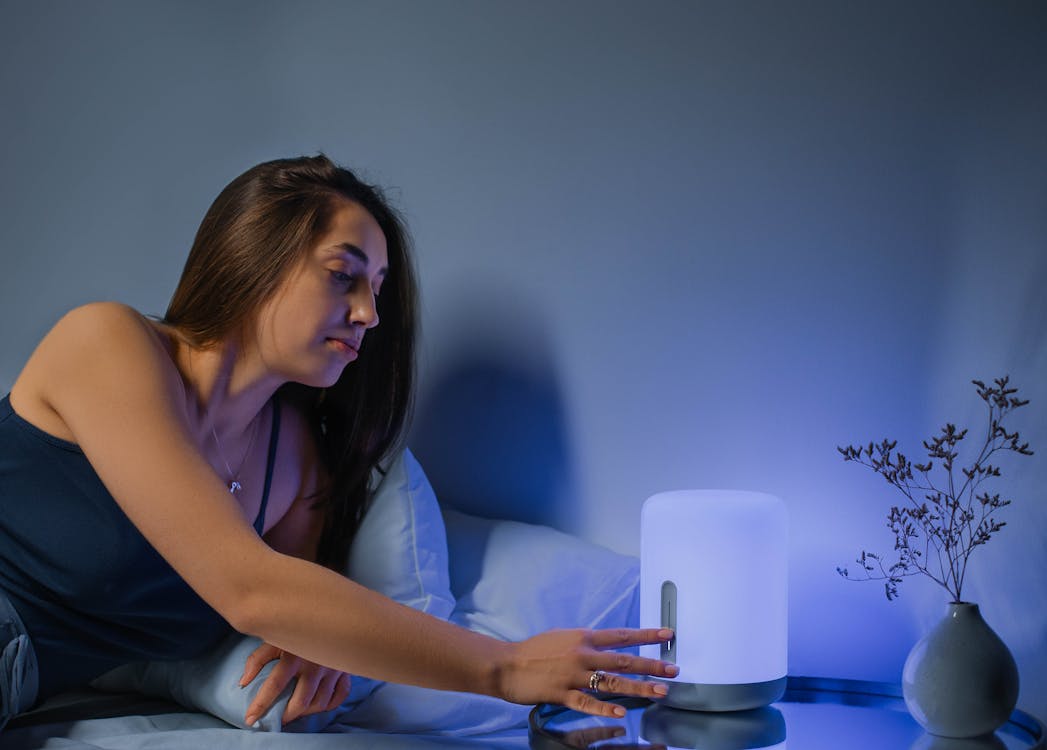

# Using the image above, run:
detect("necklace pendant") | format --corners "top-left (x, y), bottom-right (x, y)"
top-left (229, 480), bottom-right (243, 494)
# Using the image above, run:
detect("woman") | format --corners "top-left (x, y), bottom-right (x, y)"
top-left (0, 155), bottom-right (676, 732)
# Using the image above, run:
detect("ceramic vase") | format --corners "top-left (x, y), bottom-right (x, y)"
top-left (902, 602), bottom-right (1019, 738)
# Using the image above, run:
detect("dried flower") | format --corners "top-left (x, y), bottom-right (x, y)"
top-left (837, 377), bottom-right (1033, 602)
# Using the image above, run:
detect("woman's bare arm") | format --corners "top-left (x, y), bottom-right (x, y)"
top-left (248, 443), bottom-right (348, 726)
top-left (14, 302), bottom-right (674, 715)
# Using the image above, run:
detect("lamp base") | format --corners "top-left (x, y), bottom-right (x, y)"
top-left (650, 676), bottom-right (787, 712)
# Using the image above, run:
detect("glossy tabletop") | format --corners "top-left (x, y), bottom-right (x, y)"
top-left (529, 677), bottom-right (1045, 750)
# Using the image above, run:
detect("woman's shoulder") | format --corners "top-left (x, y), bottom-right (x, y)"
top-left (13, 303), bottom-right (189, 424)
top-left (52, 301), bottom-right (156, 338)
top-left (44, 302), bottom-right (181, 361)
top-left (46, 303), bottom-right (181, 379)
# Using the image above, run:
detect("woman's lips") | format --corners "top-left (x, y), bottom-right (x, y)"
top-left (326, 337), bottom-right (359, 356)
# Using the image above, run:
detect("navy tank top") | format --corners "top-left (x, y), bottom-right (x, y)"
top-left (0, 394), bottom-right (281, 700)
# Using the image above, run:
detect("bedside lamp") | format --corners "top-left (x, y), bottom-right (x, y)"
top-left (640, 490), bottom-right (788, 711)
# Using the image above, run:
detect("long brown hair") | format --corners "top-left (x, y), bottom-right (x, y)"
top-left (164, 155), bottom-right (417, 568)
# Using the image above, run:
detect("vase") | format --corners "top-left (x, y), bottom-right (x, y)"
top-left (902, 602), bottom-right (1019, 738)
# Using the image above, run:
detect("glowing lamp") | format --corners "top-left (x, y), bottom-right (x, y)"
top-left (640, 490), bottom-right (788, 711)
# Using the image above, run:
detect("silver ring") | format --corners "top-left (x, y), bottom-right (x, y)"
top-left (588, 670), bottom-right (607, 691)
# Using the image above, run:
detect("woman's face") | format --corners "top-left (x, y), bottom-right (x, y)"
top-left (253, 199), bottom-right (389, 387)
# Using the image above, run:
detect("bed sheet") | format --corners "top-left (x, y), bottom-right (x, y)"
top-left (0, 690), bottom-right (530, 750)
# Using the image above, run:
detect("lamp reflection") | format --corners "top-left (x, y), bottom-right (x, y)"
top-left (909, 732), bottom-right (1007, 750)
top-left (641, 705), bottom-right (787, 750)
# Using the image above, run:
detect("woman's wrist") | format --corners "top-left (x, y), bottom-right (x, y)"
top-left (475, 636), bottom-right (516, 700)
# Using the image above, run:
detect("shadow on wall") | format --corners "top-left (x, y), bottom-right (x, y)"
top-left (411, 348), bottom-right (575, 531)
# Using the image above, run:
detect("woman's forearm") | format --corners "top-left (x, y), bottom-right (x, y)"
top-left (236, 550), bottom-right (511, 697)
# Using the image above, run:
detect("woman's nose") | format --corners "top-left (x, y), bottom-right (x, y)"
top-left (348, 291), bottom-right (379, 329)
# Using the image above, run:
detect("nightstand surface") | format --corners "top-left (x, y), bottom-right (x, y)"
top-left (529, 676), bottom-right (1045, 749)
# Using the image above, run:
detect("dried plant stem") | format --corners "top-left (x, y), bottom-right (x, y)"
top-left (836, 377), bottom-right (1033, 602)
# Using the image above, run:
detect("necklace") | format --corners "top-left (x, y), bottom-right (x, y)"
top-left (184, 346), bottom-right (260, 494)
top-left (210, 414), bottom-right (261, 494)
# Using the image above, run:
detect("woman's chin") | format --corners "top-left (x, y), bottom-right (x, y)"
top-left (289, 361), bottom-right (353, 389)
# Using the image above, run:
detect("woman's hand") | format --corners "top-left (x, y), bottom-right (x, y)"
top-left (240, 642), bottom-right (352, 727)
top-left (497, 627), bottom-right (678, 717)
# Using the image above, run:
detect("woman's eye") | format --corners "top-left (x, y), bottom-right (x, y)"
top-left (330, 271), bottom-right (355, 288)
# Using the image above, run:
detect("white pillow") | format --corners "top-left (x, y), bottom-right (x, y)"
top-left (340, 509), bottom-right (640, 735)
top-left (441, 508), bottom-right (639, 641)
top-left (92, 447), bottom-right (454, 731)
top-left (346, 449), bottom-right (455, 620)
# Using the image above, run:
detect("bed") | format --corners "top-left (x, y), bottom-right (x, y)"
top-left (1, 450), bottom-right (640, 749)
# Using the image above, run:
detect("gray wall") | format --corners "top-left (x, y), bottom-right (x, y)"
top-left (2, 0), bottom-right (1045, 717)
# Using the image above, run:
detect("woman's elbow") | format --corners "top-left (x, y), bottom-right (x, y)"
top-left (215, 552), bottom-right (291, 637)
top-left (223, 592), bottom-right (265, 636)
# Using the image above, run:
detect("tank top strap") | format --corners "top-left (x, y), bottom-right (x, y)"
top-left (253, 398), bottom-right (281, 535)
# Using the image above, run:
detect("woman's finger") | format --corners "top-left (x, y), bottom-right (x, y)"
top-left (305, 671), bottom-right (338, 716)
top-left (562, 688), bottom-right (628, 718)
top-left (245, 656), bottom-right (296, 726)
top-left (585, 670), bottom-right (668, 700)
top-left (240, 642), bottom-right (282, 687)
top-left (589, 627), bottom-right (674, 650)
top-left (284, 669), bottom-right (322, 724)
top-left (327, 672), bottom-right (352, 711)
top-left (592, 651), bottom-right (679, 680)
